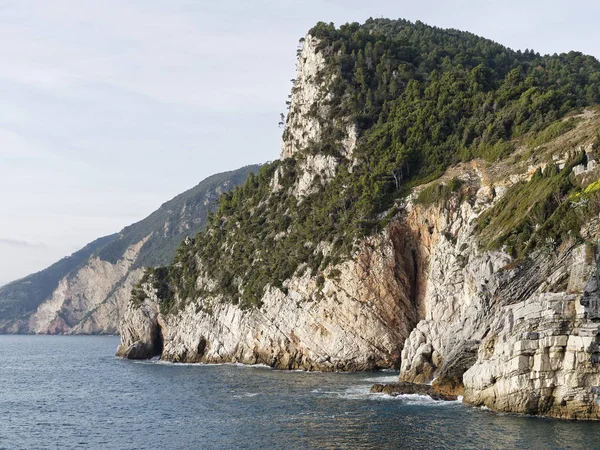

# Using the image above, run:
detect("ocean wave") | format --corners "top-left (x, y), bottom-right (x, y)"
top-left (361, 375), bottom-right (399, 383)
top-left (232, 393), bottom-right (260, 399)
top-left (315, 385), bottom-right (463, 406)
top-left (136, 360), bottom-right (274, 370)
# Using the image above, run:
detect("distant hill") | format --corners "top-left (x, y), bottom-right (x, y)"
top-left (0, 164), bottom-right (260, 334)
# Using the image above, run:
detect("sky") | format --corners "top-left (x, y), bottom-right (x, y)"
top-left (1, 0), bottom-right (599, 286)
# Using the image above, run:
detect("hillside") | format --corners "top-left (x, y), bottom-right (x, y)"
top-left (118, 19), bottom-right (600, 419)
top-left (128, 18), bottom-right (599, 310)
top-left (0, 164), bottom-right (259, 333)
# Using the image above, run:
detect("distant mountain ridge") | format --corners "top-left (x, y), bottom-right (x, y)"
top-left (0, 164), bottom-right (260, 334)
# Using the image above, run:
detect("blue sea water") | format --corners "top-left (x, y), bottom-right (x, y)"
top-left (1, 336), bottom-right (600, 449)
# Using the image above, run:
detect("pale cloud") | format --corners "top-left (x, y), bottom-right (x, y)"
top-left (0, 238), bottom-right (46, 248)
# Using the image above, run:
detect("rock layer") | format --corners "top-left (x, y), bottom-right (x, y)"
top-left (397, 178), bottom-right (600, 419)
top-left (463, 251), bottom-right (600, 419)
top-left (118, 226), bottom-right (421, 370)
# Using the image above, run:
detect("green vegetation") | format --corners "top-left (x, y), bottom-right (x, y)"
top-left (526, 119), bottom-right (578, 149)
top-left (416, 177), bottom-right (464, 206)
top-left (140, 19), bottom-right (600, 313)
top-left (97, 165), bottom-right (259, 267)
top-left (477, 154), bottom-right (600, 257)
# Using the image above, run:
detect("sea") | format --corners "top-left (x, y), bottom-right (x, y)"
top-left (1, 335), bottom-right (600, 450)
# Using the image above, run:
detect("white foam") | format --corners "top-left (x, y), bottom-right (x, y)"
top-left (314, 384), bottom-right (463, 406)
top-left (396, 394), bottom-right (459, 406)
top-left (362, 375), bottom-right (400, 383)
top-left (232, 393), bottom-right (260, 399)
top-left (144, 360), bottom-right (273, 369)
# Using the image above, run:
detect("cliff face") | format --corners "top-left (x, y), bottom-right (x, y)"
top-left (0, 166), bottom-right (258, 334)
top-left (118, 20), bottom-right (600, 420)
top-left (118, 223), bottom-right (420, 369)
top-left (397, 169), bottom-right (600, 419)
top-left (275, 35), bottom-right (357, 199)
top-left (26, 239), bottom-right (148, 335)
top-left (119, 35), bottom-right (417, 370)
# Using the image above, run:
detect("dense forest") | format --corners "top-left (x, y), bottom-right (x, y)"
top-left (135, 18), bottom-right (600, 313)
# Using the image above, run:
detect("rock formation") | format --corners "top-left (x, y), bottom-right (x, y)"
top-left (118, 225), bottom-right (418, 370)
top-left (117, 20), bottom-right (600, 421)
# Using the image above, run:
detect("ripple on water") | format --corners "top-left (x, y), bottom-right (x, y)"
top-left (1, 335), bottom-right (600, 450)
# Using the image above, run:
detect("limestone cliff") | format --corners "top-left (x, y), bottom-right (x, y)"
top-left (274, 34), bottom-right (357, 198)
top-left (117, 19), bottom-right (600, 420)
top-left (118, 225), bottom-right (419, 369)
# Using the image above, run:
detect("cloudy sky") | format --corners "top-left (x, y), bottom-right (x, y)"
top-left (1, 0), bottom-right (599, 286)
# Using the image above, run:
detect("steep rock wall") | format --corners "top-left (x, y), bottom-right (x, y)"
top-left (275, 35), bottom-right (357, 198)
top-left (397, 171), bottom-right (600, 420)
top-left (463, 249), bottom-right (600, 419)
top-left (116, 25), bottom-right (600, 420)
top-left (118, 226), bottom-right (421, 370)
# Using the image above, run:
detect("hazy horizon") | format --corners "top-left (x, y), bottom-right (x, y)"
top-left (2, 0), bottom-right (599, 286)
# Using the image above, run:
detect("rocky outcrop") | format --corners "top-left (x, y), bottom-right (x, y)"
top-left (396, 175), bottom-right (600, 419)
top-left (432, 340), bottom-right (480, 397)
top-left (276, 35), bottom-right (357, 198)
top-left (119, 152), bottom-right (600, 419)
top-left (116, 24), bottom-right (600, 420)
top-left (28, 238), bottom-right (149, 334)
top-left (116, 292), bottom-right (162, 360)
top-left (399, 179), bottom-right (511, 385)
top-left (280, 35), bottom-right (329, 161)
top-left (463, 249), bottom-right (600, 419)
top-left (370, 381), bottom-right (458, 401)
top-left (118, 226), bottom-right (421, 370)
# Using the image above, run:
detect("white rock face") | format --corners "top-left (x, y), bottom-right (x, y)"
top-left (277, 35), bottom-right (357, 198)
top-left (280, 35), bottom-right (328, 161)
top-left (463, 248), bottom-right (600, 419)
top-left (399, 181), bottom-right (509, 384)
top-left (293, 154), bottom-right (339, 197)
top-left (396, 177), bottom-right (600, 419)
top-left (118, 160), bottom-right (600, 418)
top-left (28, 238), bottom-right (149, 334)
top-left (118, 226), bottom-right (421, 370)
top-left (116, 290), bottom-right (162, 360)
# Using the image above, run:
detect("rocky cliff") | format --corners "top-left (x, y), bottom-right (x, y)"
top-left (117, 223), bottom-right (419, 369)
top-left (398, 159), bottom-right (600, 420)
top-left (0, 165), bottom-right (258, 334)
top-left (118, 19), bottom-right (600, 420)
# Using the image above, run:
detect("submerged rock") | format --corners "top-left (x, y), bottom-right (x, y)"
top-left (370, 382), bottom-right (458, 401)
